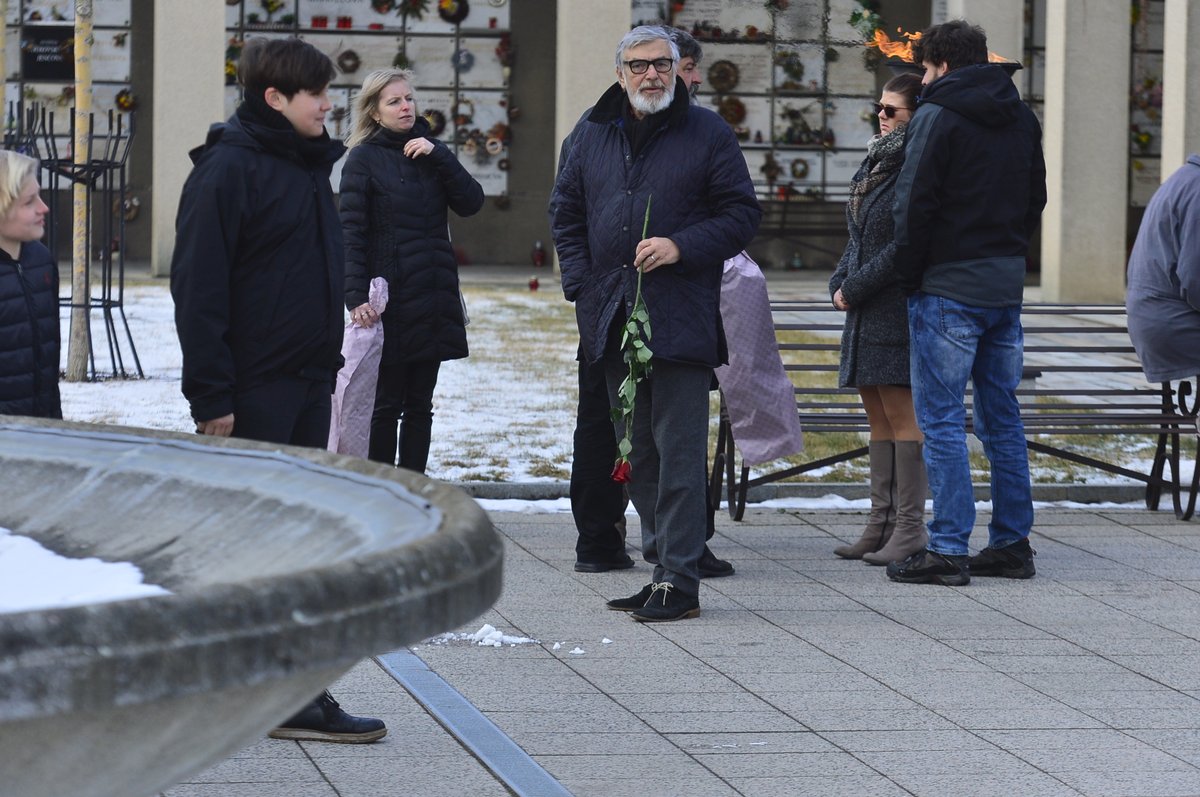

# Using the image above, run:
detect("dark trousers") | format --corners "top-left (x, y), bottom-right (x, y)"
top-left (368, 360), bottom-right (441, 473)
top-left (570, 356), bottom-right (629, 562)
top-left (232, 375), bottom-right (332, 448)
top-left (604, 353), bottom-right (712, 598)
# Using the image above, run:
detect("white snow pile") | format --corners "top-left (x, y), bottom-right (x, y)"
top-left (424, 623), bottom-right (539, 647)
top-left (0, 526), bottom-right (169, 613)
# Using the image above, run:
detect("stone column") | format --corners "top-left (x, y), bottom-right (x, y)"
top-left (1160, 0), bottom-right (1200, 179)
top-left (1040, 0), bottom-right (1129, 302)
top-left (554, 0), bottom-right (629, 170)
top-left (938, 0), bottom-right (1024, 70)
top-left (150, 4), bottom-right (224, 277)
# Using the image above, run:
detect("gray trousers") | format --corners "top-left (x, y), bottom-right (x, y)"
top-left (604, 355), bottom-right (712, 598)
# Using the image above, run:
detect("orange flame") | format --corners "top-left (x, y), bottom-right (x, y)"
top-left (866, 27), bottom-right (1014, 64)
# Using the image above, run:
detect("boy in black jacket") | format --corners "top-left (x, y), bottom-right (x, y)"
top-left (170, 36), bottom-right (385, 743)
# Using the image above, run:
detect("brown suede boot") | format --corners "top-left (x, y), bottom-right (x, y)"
top-left (834, 440), bottom-right (895, 559)
top-left (863, 440), bottom-right (928, 566)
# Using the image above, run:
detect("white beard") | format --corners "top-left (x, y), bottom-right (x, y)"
top-left (628, 81), bottom-right (674, 115)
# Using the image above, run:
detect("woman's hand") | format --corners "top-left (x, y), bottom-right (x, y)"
top-left (403, 137), bottom-right (434, 158)
top-left (634, 237), bottom-right (680, 272)
top-left (352, 302), bottom-right (378, 328)
top-left (832, 288), bottom-right (850, 311)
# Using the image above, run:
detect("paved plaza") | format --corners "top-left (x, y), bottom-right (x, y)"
top-left (163, 503), bottom-right (1200, 797)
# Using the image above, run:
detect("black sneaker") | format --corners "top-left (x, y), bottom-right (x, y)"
top-left (630, 582), bottom-right (700, 623)
top-left (886, 549), bottom-right (970, 586)
top-left (268, 691), bottom-right (387, 744)
top-left (575, 552), bottom-right (635, 573)
top-left (698, 546), bottom-right (735, 579)
top-left (969, 538), bottom-right (1036, 579)
top-left (606, 583), bottom-right (656, 612)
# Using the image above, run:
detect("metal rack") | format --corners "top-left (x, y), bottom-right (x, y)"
top-left (8, 102), bottom-right (142, 381)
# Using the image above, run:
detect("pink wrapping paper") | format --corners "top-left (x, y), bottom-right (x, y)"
top-left (328, 277), bottom-right (388, 456)
top-left (714, 252), bottom-right (805, 465)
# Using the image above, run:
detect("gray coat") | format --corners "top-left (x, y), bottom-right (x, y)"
top-left (1126, 154), bottom-right (1200, 383)
top-left (829, 157), bottom-right (910, 388)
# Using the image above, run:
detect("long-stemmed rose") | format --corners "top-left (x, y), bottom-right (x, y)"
top-left (611, 197), bottom-right (654, 482)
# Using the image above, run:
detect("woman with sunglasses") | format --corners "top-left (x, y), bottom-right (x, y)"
top-left (829, 72), bottom-right (928, 565)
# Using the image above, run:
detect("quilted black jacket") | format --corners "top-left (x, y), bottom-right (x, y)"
top-left (339, 118), bottom-right (483, 363)
top-left (551, 80), bottom-right (761, 367)
top-left (0, 240), bottom-right (61, 418)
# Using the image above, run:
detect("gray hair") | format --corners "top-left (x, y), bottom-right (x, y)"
top-left (667, 27), bottom-right (702, 64)
top-left (614, 25), bottom-right (679, 70)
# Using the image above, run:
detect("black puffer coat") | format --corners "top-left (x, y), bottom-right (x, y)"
top-left (550, 81), bottom-right (761, 367)
top-left (339, 118), bottom-right (484, 363)
top-left (0, 241), bottom-right (61, 418)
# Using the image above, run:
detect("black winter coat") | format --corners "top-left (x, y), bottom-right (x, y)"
top-left (170, 109), bottom-right (347, 424)
top-left (0, 241), bottom-right (61, 418)
top-left (551, 81), bottom-right (761, 367)
top-left (339, 119), bottom-right (483, 363)
top-left (893, 64), bottom-right (1046, 306)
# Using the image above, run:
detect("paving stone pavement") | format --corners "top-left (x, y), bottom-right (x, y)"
top-left (162, 503), bottom-right (1200, 797)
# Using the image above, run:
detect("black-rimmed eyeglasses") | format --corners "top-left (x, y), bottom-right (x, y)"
top-left (873, 102), bottom-right (913, 119)
top-left (623, 58), bottom-right (676, 75)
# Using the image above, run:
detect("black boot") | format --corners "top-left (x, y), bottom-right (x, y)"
top-left (969, 538), bottom-right (1036, 579)
top-left (630, 582), bottom-right (700, 623)
top-left (606, 583), bottom-right (656, 611)
top-left (269, 690), bottom-right (387, 743)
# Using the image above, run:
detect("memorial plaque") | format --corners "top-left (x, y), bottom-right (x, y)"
top-left (454, 35), bottom-right (506, 90)
top-left (826, 45), bottom-right (874, 95)
top-left (305, 32), bottom-right (403, 87)
top-left (702, 41), bottom-right (771, 93)
top-left (299, 0), bottom-right (398, 32)
top-left (1130, 157), bottom-right (1161, 208)
top-left (94, 0), bottom-right (132, 28)
top-left (405, 34), bottom-right (455, 87)
top-left (775, 0), bottom-right (825, 42)
top-left (92, 30), bottom-right (132, 82)
top-left (20, 25), bottom-right (72, 82)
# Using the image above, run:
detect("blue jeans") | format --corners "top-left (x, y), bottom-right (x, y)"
top-left (908, 293), bottom-right (1034, 556)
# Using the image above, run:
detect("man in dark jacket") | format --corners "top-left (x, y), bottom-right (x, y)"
top-left (170, 36), bottom-right (385, 743)
top-left (887, 20), bottom-right (1047, 586)
top-left (551, 26), bottom-right (761, 622)
top-left (552, 27), bottom-right (734, 580)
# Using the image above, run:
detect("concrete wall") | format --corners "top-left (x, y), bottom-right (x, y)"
top-left (149, 2), bottom-right (225, 276)
top-left (446, 2), bottom-right (560, 267)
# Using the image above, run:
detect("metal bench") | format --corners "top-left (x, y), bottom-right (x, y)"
top-left (711, 301), bottom-right (1200, 521)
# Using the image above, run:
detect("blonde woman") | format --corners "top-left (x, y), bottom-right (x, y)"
top-left (0, 150), bottom-right (59, 418)
top-left (339, 69), bottom-right (483, 472)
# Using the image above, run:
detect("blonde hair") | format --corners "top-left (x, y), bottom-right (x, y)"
top-left (0, 150), bottom-right (39, 219)
top-left (346, 68), bottom-right (416, 148)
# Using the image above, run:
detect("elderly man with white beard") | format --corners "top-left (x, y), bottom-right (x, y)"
top-left (550, 26), bottom-right (761, 622)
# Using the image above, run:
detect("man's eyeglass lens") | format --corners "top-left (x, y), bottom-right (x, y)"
top-left (873, 103), bottom-right (910, 119)
top-left (625, 58), bottom-right (675, 74)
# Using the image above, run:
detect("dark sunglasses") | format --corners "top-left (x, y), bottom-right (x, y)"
top-left (623, 57), bottom-right (675, 75)
top-left (873, 102), bottom-right (913, 119)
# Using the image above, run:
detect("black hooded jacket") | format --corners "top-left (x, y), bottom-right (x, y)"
top-left (0, 241), bottom-right (61, 418)
top-left (170, 107), bottom-right (347, 423)
top-left (339, 117), bottom-right (483, 363)
top-left (892, 64), bottom-right (1047, 306)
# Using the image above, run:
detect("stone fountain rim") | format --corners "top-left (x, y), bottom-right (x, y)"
top-left (0, 420), bottom-right (503, 722)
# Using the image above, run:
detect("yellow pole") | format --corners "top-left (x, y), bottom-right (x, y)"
top-left (66, 0), bottom-right (93, 381)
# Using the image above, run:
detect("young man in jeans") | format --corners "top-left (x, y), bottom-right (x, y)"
top-left (171, 36), bottom-right (386, 742)
top-left (887, 20), bottom-right (1047, 586)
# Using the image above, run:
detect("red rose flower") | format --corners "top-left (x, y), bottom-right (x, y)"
top-left (611, 459), bottom-right (632, 483)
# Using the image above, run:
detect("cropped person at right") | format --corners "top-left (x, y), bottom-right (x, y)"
top-left (1126, 155), bottom-right (1200, 388)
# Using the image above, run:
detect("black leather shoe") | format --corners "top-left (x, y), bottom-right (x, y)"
top-left (698, 546), bottom-right (735, 578)
top-left (631, 582), bottom-right (700, 623)
top-left (886, 549), bottom-right (970, 586)
top-left (969, 538), bottom-right (1036, 579)
top-left (575, 552), bottom-right (635, 573)
top-left (606, 583), bottom-right (656, 612)
top-left (268, 691), bottom-right (387, 743)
